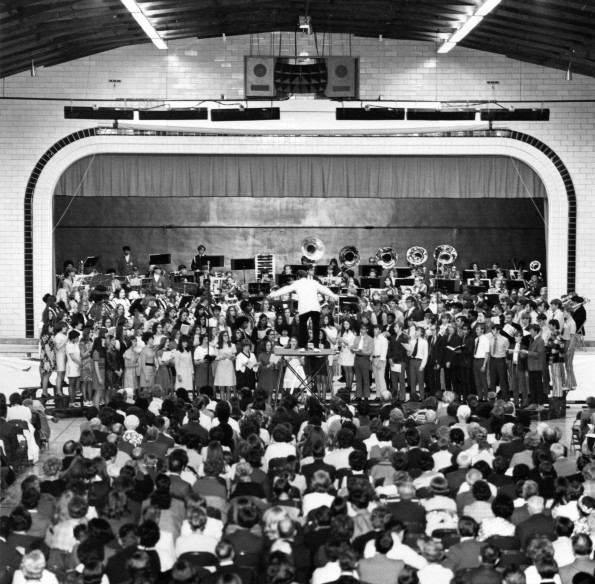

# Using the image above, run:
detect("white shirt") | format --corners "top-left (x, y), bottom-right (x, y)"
top-left (363, 536), bottom-right (427, 570)
top-left (269, 278), bottom-right (339, 314)
top-left (473, 334), bottom-right (490, 359)
top-left (410, 338), bottom-right (428, 368)
top-left (373, 334), bottom-right (388, 360)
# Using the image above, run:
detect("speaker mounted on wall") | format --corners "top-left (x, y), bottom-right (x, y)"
top-left (245, 56), bottom-right (277, 98)
top-left (324, 57), bottom-right (358, 99)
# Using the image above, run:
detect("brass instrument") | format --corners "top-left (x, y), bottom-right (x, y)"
top-left (301, 236), bottom-right (325, 262)
top-left (433, 244), bottom-right (457, 265)
top-left (529, 260), bottom-right (541, 271)
top-left (339, 245), bottom-right (360, 269)
top-left (406, 246), bottom-right (429, 266)
top-left (375, 247), bottom-right (398, 270)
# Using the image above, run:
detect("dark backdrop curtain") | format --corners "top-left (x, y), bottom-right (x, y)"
top-left (55, 154), bottom-right (546, 199)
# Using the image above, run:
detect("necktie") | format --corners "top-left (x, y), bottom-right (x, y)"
top-left (474, 337), bottom-right (479, 356)
top-left (412, 340), bottom-right (418, 357)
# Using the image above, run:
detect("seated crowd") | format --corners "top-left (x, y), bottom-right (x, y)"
top-left (2, 387), bottom-right (595, 584)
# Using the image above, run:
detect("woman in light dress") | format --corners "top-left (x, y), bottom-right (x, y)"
top-left (175, 335), bottom-right (194, 391)
top-left (337, 319), bottom-right (356, 392)
top-left (214, 330), bottom-right (236, 401)
top-left (282, 337), bottom-right (306, 395)
top-left (122, 336), bottom-right (139, 391)
top-left (65, 330), bottom-right (81, 405)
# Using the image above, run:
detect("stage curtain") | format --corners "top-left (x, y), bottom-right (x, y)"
top-left (55, 154), bottom-right (546, 199)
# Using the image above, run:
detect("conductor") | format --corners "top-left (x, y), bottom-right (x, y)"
top-left (268, 270), bottom-right (339, 351)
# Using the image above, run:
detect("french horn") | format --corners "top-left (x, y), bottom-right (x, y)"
top-left (339, 245), bottom-right (360, 269)
top-left (375, 247), bottom-right (398, 270)
top-left (406, 246), bottom-right (428, 266)
top-left (529, 260), bottom-right (541, 271)
top-left (433, 244), bottom-right (457, 265)
top-left (301, 236), bottom-right (325, 262)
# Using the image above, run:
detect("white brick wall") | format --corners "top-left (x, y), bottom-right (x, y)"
top-left (1, 37), bottom-right (594, 338)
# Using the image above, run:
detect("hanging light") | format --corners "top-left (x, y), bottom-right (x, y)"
top-left (30, 60), bottom-right (37, 77)
top-left (566, 61), bottom-right (573, 82)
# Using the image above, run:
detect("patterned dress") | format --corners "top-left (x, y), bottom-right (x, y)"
top-left (40, 334), bottom-right (56, 374)
top-left (79, 339), bottom-right (93, 383)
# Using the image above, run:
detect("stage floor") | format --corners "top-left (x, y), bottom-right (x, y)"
top-left (0, 349), bottom-right (593, 402)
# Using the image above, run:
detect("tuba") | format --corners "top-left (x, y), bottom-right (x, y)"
top-left (339, 245), bottom-right (360, 269)
top-left (406, 246), bottom-right (428, 266)
top-left (433, 244), bottom-right (457, 265)
top-left (301, 236), bottom-right (325, 262)
top-left (529, 260), bottom-right (541, 271)
top-left (375, 247), bottom-right (398, 270)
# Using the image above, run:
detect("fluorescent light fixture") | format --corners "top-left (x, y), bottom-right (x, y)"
top-left (120, 0), bottom-right (167, 50)
top-left (449, 15), bottom-right (482, 43)
top-left (437, 41), bottom-right (456, 54)
top-left (438, 0), bottom-right (500, 53)
top-left (475, 0), bottom-right (501, 17)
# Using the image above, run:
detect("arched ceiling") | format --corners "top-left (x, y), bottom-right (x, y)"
top-left (1, 0), bottom-right (594, 79)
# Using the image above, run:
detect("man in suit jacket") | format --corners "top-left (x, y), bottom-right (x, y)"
top-left (105, 524), bottom-right (161, 584)
top-left (116, 246), bottom-right (137, 276)
top-left (301, 443), bottom-right (337, 487)
top-left (495, 423), bottom-right (526, 461)
top-left (385, 482), bottom-right (427, 531)
top-left (457, 543), bottom-right (503, 584)
top-left (178, 408), bottom-right (209, 445)
top-left (515, 496), bottom-right (555, 549)
top-left (0, 404), bottom-right (20, 465)
top-left (141, 427), bottom-right (169, 461)
top-left (357, 530), bottom-right (405, 584)
top-left (443, 516), bottom-right (483, 573)
top-left (558, 534), bottom-right (595, 584)
top-left (527, 324), bottom-right (547, 406)
top-left (403, 296), bottom-right (424, 323)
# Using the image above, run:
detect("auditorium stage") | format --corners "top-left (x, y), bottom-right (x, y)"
top-left (1, 348), bottom-right (593, 403)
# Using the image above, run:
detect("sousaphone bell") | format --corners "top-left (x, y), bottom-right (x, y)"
top-left (433, 244), bottom-right (457, 265)
top-left (406, 246), bottom-right (428, 266)
top-left (301, 236), bottom-right (325, 262)
top-left (339, 245), bottom-right (360, 269)
top-left (375, 247), bottom-right (398, 270)
top-left (529, 260), bottom-right (541, 272)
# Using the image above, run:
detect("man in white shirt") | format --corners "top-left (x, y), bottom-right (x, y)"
top-left (371, 324), bottom-right (389, 399)
top-left (472, 323), bottom-right (490, 401)
top-left (408, 327), bottom-right (428, 400)
top-left (268, 270), bottom-right (339, 351)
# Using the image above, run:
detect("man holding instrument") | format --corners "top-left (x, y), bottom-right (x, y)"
top-left (268, 270), bottom-right (339, 352)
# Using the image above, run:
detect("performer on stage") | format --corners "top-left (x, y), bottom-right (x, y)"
top-left (268, 270), bottom-right (339, 351)
top-left (190, 245), bottom-right (207, 271)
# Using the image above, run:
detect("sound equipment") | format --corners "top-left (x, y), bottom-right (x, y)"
top-left (255, 254), bottom-right (275, 281)
top-left (245, 57), bottom-right (276, 97)
top-left (325, 57), bottom-right (358, 98)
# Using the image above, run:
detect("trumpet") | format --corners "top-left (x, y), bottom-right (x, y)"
top-left (339, 245), bottom-right (360, 269)
top-left (301, 236), bottom-right (325, 262)
top-left (375, 247), bottom-right (398, 270)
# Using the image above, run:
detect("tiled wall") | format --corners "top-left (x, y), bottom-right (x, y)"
top-left (1, 35), bottom-right (594, 338)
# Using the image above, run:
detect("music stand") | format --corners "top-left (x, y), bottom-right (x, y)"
top-left (231, 258), bottom-right (256, 284)
top-left (314, 265), bottom-right (330, 276)
top-left (178, 295), bottom-right (194, 309)
top-left (435, 279), bottom-right (460, 293)
top-left (149, 253), bottom-right (171, 266)
top-left (360, 277), bottom-right (381, 289)
top-left (394, 278), bottom-right (415, 287)
top-left (467, 285), bottom-right (488, 295)
top-left (505, 279), bottom-right (526, 291)
top-left (248, 282), bottom-right (271, 296)
top-left (485, 269), bottom-right (497, 279)
top-left (396, 267), bottom-right (412, 278)
top-left (339, 295), bottom-right (360, 314)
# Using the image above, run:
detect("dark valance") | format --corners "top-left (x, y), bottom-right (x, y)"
top-left (55, 154), bottom-right (546, 199)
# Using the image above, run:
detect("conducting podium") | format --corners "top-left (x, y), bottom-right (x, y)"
top-left (273, 347), bottom-right (335, 405)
